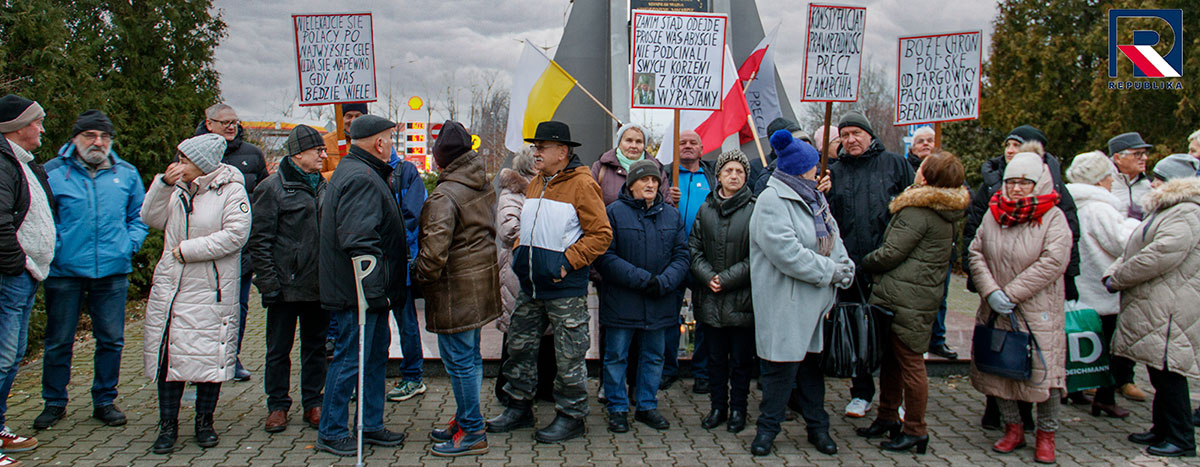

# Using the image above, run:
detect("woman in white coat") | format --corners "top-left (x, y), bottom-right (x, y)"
top-left (749, 131), bottom-right (853, 457)
top-left (140, 134), bottom-right (251, 454)
top-left (1064, 151), bottom-right (1139, 418)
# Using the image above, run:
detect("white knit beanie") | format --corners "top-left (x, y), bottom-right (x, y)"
top-left (1066, 151), bottom-right (1114, 185)
top-left (1003, 152), bottom-right (1043, 183)
top-left (178, 133), bottom-right (226, 174)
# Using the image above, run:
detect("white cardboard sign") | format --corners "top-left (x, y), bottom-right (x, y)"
top-left (894, 31), bottom-right (983, 125)
top-left (630, 9), bottom-right (728, 110)
top-left (293, 13), bottom-right (377, 106)
top-left (801, 3), bottom-right (866, 102)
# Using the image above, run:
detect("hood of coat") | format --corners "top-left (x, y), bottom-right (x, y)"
top-left (1066, 183), bottom-right (1121, 210)
top-left (194, 121), bottom-right (246, 154)
top-left (1142, 177), bottom-right (1200, 214)
top-left (706, 182), bottom-right (754, 217)
top-left (437, 149), bottom-right (489, 190)
top-left (192, 163), bottom-right (244, 192)
top-left (888, 185), bottom-right (969, 222)
top-left (497, 167), bottom-right (530, 195)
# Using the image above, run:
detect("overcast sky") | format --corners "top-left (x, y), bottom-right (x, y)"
top-left (211, 0), bottom-right (999, 131)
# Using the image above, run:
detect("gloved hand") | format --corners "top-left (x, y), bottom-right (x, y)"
top-left (643, 276), bottom-right (660, 296)
top-left (831, 263), bottom-right (855, 289)
top-left (1103, 276), bottom-right (1118, 294)
top-left (366, 295), bottom-right (391, 313)
top-left (986, 290), bottom-right (1016, 314)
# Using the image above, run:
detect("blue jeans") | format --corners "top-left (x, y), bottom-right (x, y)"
top-left (318, 309), bottom-right (390, 441)
top-left (391, 291), bottom-right (423, 382)
top-left (437, 329), bottom-right (483, 432)
top-left (604, 327), bottom-right (666, 412)
top-left (237, 273), bottom-right (252, 361)
top-left (42, 275), bottom-right (128, 408)
top-left (0, 271), bottom-right (38, 426)
top-left (929, 265), bottom-right (952, 347)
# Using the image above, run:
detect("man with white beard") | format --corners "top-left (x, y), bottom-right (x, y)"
top-left (34, 109), bottom-right (148, 430)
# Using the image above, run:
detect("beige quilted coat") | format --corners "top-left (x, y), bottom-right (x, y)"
top-left (140, 164), bottom-right (251, 383)
top-left (1107, 177), bottom-right (1200, 379)
top-left (968, 164), bottom-right (1072, 402)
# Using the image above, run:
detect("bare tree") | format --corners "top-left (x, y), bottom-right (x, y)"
top-left (466, 70), bottom-right (510, 175)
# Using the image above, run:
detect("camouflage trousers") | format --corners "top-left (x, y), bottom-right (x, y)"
top-left (501, 292), bottom-right (590, 418)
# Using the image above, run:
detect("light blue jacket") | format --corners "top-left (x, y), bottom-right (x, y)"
top-left (44, 143), bottom-right (148, 278)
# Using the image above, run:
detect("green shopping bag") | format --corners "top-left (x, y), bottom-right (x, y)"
top-left (1064, 305), bottom-right (1114, 392)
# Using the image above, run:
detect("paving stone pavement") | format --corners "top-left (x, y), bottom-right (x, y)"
top-left (5, 290), bottom-right (1200, 466)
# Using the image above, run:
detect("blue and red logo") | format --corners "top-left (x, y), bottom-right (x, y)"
top-left (1108, 9), bottom-right (1182, 78)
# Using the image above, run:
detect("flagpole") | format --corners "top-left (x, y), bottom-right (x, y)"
top-left (742, 71), bottom-right (757, 96)
top-left (747, 114), bottom-right (767, 167)
top-left (574, 81), bottom-right (623, 127)
top-left (673, 109), bottom-right (681, 189)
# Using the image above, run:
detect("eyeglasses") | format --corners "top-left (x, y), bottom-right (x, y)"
top-left (208, 119), bottom-right (238, 128)
top-left (532, 143), bottom-right (563, 153)
top-left (1004, 179), bottom-right (1035, 188)
top-left (77, 131), bottom-right (112, 143)
top-left (1118, 150), bottom-right (1149, 159)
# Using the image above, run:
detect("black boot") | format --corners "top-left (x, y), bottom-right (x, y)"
top-left (195, 413), bottom-right (219, 448)
top-left (727, 410), bottom-right (747, 433)
top-left (751, 430), bottom-right (775, 456)
top-left (486, 398), bottom-right (535, 433)
top-left (152, 419), bottom-right (178, 454)
top-left (856, 419), bottom-right (903, 439)
top-left (880, 433), bottom-right (930, 454)
top-left (701, 408), bottom-right (727, 429)
top-left (807, 430), bottom-right (838, 455)
top-left (534, 412), bottom-right (585, 443)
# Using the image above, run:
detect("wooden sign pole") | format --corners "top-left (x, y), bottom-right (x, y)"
top-left (934, 121), bottom-right (942, 151)
top-left (819, 101), bottom-right (832, 176)
top-left (334, 103), bottom-right (346, 157)
top-left (673, 109), bottom-right (681, 189)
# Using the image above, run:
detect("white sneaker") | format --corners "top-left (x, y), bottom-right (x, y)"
top-left (844, 398), bottom-right (871, 418)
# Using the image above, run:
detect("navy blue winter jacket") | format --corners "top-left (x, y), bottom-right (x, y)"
top-left (594, 189), bottom-right (689, 330)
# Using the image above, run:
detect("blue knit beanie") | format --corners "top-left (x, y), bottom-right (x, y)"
top-left (770, 129), bottom-right (819, 176)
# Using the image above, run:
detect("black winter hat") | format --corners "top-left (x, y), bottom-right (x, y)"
top-left (0, 94), bottom-right (44, 133)
top-left (837, 111), bottom-right (875, 139)
top-left (433, 120), bottom-right (472, 169)
top-left (285, 124), bottom-right (323, 156)
top-left (1005, 125), bottom-right (1048, 147)
top-left (72, 110), bottom-right (115, 138)
top-left (347, 115), bottom-right (396, 140)
top-left (766, 117), bottom-right (801, 138)
top-left (626, 159), bottom-right (662, 189)
top-left (342, 102), bottom-right (368, 114)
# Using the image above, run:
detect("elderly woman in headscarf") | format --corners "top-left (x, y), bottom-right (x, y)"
top-left (1063, 151), bottom-right (1139, 419)
top-left (591, 123), bottom-right (671, 206)
top-left (969, 144), bottom-right (1072, 465)
top-left (749, 130), bottom-right (853, 457)
top-left (1105, 154), bottom-right (1200, 458)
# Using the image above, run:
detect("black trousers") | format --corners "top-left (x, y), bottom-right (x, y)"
top-left (1148, 366), bottom-right (1195, 449)
top-left (1094, 314), bottom-right (1137, 405)
top-left (703, 323), bottom-right (754, 412)
top-left (758, 354), bottom-right (828, 436)
top-left (156, 322), bottom-right (220, 421)
top-left (264, 301), bottom-right (329, 412)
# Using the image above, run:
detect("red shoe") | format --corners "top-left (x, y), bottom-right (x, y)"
top-left (992, 423), bottom-right (1026, 453)
top-left (1034, 430), bottom-right (1055, 464)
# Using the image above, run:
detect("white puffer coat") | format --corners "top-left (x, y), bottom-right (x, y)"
top-left (140, 164), bottom-right (250, 383)
top-left (1066, 183), bottom-right (1138, 315)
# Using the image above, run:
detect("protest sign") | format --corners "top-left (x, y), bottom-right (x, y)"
top-left (630, 0), bottom-right (709, 12)
top-left (894, 31), bottom-right (982, 125)
top-left (630, 10), bottom-right (727, 110)
top-left (293, 13), bottom-right (377, 106)
top-left (801, 4), bottom-right (865, 102)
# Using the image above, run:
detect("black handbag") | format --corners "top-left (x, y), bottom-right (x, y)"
top-left (820, 284), bottom-right (893, 378)
top-left (972, 307), bottom-right (1046, 381)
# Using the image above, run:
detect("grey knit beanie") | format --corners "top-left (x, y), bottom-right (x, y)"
top-left (716, 149), bottom-right (750, 174)
top-left (178, 133), bottom-right (227, 174)
top-left (1153, 154), bottom-right (1200, 182)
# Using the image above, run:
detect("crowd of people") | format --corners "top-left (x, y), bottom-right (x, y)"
top-left (1, 89), bottom-right (1200, 464)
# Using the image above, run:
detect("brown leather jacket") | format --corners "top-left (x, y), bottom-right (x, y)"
top-left (414, 150), bottom-right (501, 334)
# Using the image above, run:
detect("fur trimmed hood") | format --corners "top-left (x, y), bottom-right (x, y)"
top-left (1142, 177), bottom-right (1200, 214)
top-left (497, 167), bottom-right (530, 195)
top-left (888, 185), bottom-right (970, 219)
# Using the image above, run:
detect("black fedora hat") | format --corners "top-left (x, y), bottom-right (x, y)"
top-left (525, 120), bottom-right (581, 147)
